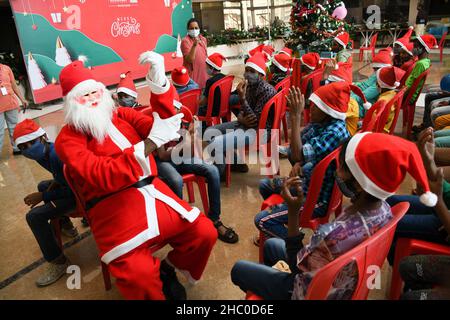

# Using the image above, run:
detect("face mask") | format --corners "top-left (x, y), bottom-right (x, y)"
top-left (335, 175), bottom-right (358, 199)
top-left (206, 67), bottom-right (214, 76)
top-left (244, 72), bottom-right (259, 85)
top-left (22, 139), bottom-right (47, 161)
top-left (188, 29), bottom-right (200, 38)
top-left (118, 96), bottom-right (136, 107)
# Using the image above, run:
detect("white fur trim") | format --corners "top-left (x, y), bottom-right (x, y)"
top-left (309, 93), bottom-right (346, 120)
top-left (420, 191), bottom-right (438, 207)
top-left (133, 141), bottom-right (152, 180)
top-left (300, 57), bottom-right (315, 70)
top-left (173, 100), bottom-right (182, 110)
top-left (206, 57), bottom-right (221, 71)
top-left (363, 102), bottom-right (372, 110)
top-left (120, 73), bottom-right (126, 79)
top-left (376, 68), bottom-right (399, 89)
top-left (146, 75), bottom-right (170, 95)
top-left (245, 61), bottom-right (266, 75)
top-left (394, 41), bottom-right (413, 56)
top-left (328, 75), bottom-right (344, 82)
top-left (273, 57), bottom-right (288, 72)
top-left (372, 63), bottom-right (392, 69)
top-left (335, 64), bottom-right (339, 70)
top-left (417, 35), bottom-right (431, 52)
top-left (345, 132), bottom-right (394, 200)
top-left (15, 127), bottom-right (46, 145)
top-left (335, 37), bottom-right (346, 48)
top-left (117, 87), bottom-right (138, 98)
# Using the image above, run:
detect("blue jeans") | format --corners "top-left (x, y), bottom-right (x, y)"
top-left (435, 129), bottom-right (450, 148)
top-left (156, 158), bottom-right (222, 221)
top-left (231, 238), bottom-right (295, 300)
top-left (386, 195), bottom-right (448, 265)
top-left (25, 180), bottom-right (76, 262)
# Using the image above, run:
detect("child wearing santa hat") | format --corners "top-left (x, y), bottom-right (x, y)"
top-left (171, 66), bottom-right (199, 95)
top-left (406, 34), bottom-right (438, 104)
top-left (13, 119), bottom-right (79, 287)
top-left (393, 26), bottom-right (417, 72)
top-left (332, 31), bottom-right (352, 63)
top-left (269, 53), bottom-right (292, 86)
top-left (197, 53), bottom-right (227, 122)
top-left (114, 71), bottom-right (143, 108)
top-left (234, 129), bottom-right (436, 300)
top-left (255, 84), bottom-right (350, 240)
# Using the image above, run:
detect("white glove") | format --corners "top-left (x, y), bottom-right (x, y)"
top-left (148, 112), bottom-right (184, 148)
top-left (139, 51), bottom-right (166, 87)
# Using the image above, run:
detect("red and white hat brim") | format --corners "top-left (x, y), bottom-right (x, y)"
top-left (206, 58), bottom-right (222, 71)
top-left (245, 61), bottom-right (266, 75)
top-left (394, 41), bottom-right (413, 56)
top-left (300, 57), bottom-right (316, 70)
top-left (272, 58), bottom-right (288, 72)
top-left (15, 127), bottom-right (46, 146)
top-left (345, 132), bottom-right (394, 200)
top-left (372, 62), bottom-right (392, 69)
top-left (417, 35), bottom-right (431, 52)
top-left (376, 68), bottom-right (400, 90)
top-left (309, 93), bottom-right (346, 121)
top-left (172, 78), bottom-right (190, 87)
top-left (117, 87), bottom-right (138, 98)
top-left (335, 37), bottom-right (347, 48)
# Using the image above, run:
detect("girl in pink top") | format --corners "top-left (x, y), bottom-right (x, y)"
top-left (181, 18), bottom-right (209, 89)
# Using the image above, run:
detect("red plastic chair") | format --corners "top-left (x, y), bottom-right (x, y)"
top-left (399, 61), bottom-right (416, 88)
top-left (300, 69), bottom-right (324, 125)
top-left (182, 174), bottom-right (209, 214)
top-left (360, 100), bottom-right (387, 133)
top-left (179, 88), bottom-right (202, 115)
top-left (439, 32), bottom-right (447, 63)
top-left (274, 76), bottom-right (291, 144)
top-left (197, 75), bottom-right (234, 127)
top-left (291, 58), bottom-right (302, 88)
top-left (359, 32), bottom-right (378, 62)
top-left (390, 238), bottom-right (450, 300)
top-left (378, 87), bottom-right (407, 135)
top-left (258, 147), bottom-right (343, 262)
top-left (401, 69), bottom-right (430, 139)
top-left (247, 202), bottom-right (409, 300)
top-left (62, 165), bottom-right (113, 291)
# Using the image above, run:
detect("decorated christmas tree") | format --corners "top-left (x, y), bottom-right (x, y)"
top-left (288, 0), bottom-right (352, 53)
top-left (55, 36), bottom-right (72, 67)
top-left (27, 52), bottom-right (47, 90)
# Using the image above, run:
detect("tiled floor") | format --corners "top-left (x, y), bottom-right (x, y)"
top-left (1, 52), bottom-right (449, 300)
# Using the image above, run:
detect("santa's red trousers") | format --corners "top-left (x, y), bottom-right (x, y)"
top-left (107, 205), bottom-right (217, 300)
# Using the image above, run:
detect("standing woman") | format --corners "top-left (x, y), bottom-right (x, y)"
top-left (181, 18), bottom-right (209, 89)
top-left (0, 62), bottom-right (28, 156)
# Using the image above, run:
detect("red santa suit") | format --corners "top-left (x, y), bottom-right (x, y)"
top-left (55, 60), bottom-right (217, 300)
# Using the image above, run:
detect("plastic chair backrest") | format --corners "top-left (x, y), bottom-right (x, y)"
top-left (304, 202), bottom-right (409, 300)
top-left (300, 69), bottom-right (323, 97)
top-left (439, 31), bottom-right (448, 48)
top-left (180, 105), bottom-right (193, 123)
top-left (179, 88), bottom-right (202, 115)
top-left (258, 89), bottom-right (284, 136)
top-left (205, 75), bottom-right (234, 119)
top-left (299, 147), bottom-right (343, 230)
top-left (274, 76), bottom-right (291, 92)
top-left (399, 61), bottom-right (416, 87)
top-left (361, 100), bottom-right (387, 133)
top-left (274, 76), bottom-right (291, 119)
top-left (379, 87), bottom-right (408, 135)
top-left (403, 68), bottom-right (430, 107)
top-left (291, 58), bottom-right (302, 88)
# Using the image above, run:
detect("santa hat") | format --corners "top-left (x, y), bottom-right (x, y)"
top-left (394, 26), bottom-right (414, 56)
top-left (206, 53), bottom-right (227, 71)
top-left (245, 52), bottom-right (267, 75)
top-left (171, 67), bottom-right (190, 87)
top-left (249, 44), bottom-right (264, 57)
top-left (279, 47), bottom-right (293, 57)
top-left (416, 34), bottom-right (439, 53)
top-left (378, 47), bottom-right (394, 57)
top-left (328, 62), bottom-right (353, 83)
top-left (300, 52), bottom-right (321, 70)
top-left (371, 50), bottom-right (393, 69)
top-left (309, 82), bottom-right (367, 120)
top-left (59, 60), bottom-right (96, 96)
top-left (262, 45), bottom-right (275, 60)
top-left (350, 84), bottom-right (372, 110)
top-left (345, 132), bottom-right (438, 206)
top-left (334, 32), bottom-right (350, 48)
top-left (13, 119), bottom-right (46, 146)
top-left (376, 66), bottom-right (406, 90)
top-left (117, 71), bottom-right (137, 98)
top-left (272, 53), bottom-right (292, 72)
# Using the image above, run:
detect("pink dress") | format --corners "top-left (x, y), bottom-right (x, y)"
top-left (181, 35), bottom-right (209, 89)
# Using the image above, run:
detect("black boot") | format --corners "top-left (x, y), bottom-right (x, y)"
top-left (160, 260), bottom-right (187, 300)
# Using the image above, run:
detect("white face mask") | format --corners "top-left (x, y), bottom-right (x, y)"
top-left (188, 29), bottom-right (200, 38)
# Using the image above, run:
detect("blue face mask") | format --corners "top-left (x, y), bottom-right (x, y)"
top-left (22, 140), bottom-right (47, 161)
top-left (119, 96), bottom-right (137, 107)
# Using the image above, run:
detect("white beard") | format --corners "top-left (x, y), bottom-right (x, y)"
top-left (64, 82), bottom-right (116, 144)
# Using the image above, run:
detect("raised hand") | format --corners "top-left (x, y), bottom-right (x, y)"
top-left (286, 87), bottom-right (305, 118)
top-left (281, 176), bottom-right (304, 214)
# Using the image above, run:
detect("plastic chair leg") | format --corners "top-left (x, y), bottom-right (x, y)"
top-left (282, 115), bottom-right (289, 144)
top-left (101, 262), bottom-right (112, 291)
top-left (225, 164), bottom-right (231, 188)
top-left (258, 232), bottom-right (266, 263)
top-left (186, 181), bottom-right (195, 203)
top-left (406, 105), bottom-right (416, 139)
top-left (196, 177), bottom-right (209, 214)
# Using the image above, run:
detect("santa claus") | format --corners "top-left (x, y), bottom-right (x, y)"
top-left (54, 51), bottom-right (217, 300)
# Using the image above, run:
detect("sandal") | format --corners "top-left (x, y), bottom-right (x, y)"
top-left (214, 220), bottom-right (239, 244)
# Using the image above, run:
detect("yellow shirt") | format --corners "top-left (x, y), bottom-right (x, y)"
top-left (378, 90), bottom-right (397, 133)
top-left (346, 98), bottom-right (360, 136)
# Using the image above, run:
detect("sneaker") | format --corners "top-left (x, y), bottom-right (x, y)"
top-left (35, 259), bottom-right (70, 287)
top-left (60, 218), bottom-right (79, 238)
top-left (160, 260), bottom-right (186, 300)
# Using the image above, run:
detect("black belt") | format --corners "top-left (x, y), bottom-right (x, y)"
top-left (86, 176), bottom-right (154, 211)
